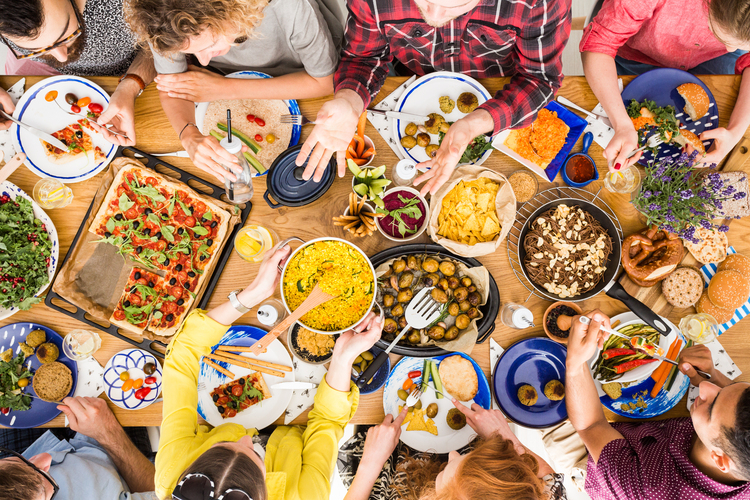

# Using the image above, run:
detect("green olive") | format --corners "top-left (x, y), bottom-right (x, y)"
top-left (426, 402), bottom-right (438, 418)
top-left (413, 400), bottom-right (423, 410)
top-left (354, 355), bottom-right (363, 364)
top-left (398, 389), bottom-right (409, 401)
top-left (361, 351), bottom-right (374, 361)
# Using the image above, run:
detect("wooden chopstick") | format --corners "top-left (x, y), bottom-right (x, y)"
top-left (203, 358), bottom-right (236, 379)
top-left (205, 353), bottom-right (286, 378)
top-left (215, 346), bottom-right (293, 372)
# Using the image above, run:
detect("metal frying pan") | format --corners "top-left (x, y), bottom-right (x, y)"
top-left (518, 198), bottom-right (671, 336)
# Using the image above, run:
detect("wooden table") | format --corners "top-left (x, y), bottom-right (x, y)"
top-left (2, 75), bottom-right (749, 429)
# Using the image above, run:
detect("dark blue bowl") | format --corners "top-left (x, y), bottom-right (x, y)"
top-left (562, 132), bottom-right (599, 188)
top-left (352, 347), bottom-right (390, 395)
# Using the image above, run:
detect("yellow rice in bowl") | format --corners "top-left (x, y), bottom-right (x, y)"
top-left (283, 241), bottom-right (374, 332)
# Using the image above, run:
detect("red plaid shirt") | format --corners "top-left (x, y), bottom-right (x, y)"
top-left (334, 0), bottom-right (571, 134)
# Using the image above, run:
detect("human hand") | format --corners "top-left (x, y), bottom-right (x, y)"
top-left (245, 244), bottom-right (292, 301)
top-left (181, 127), bottom-right (242, 183)
top-left (154, 66), bottom-right (228, 102)
top-left (603, 126), bottom-right (640, 172)
top-left (566, 310), bottom-right (611, 370)
top-left (0, 89), bottom-right (16, 131)
top-left (296, 91), bottom-right (363, 182)
top-left (90, 82), bottom-right (138, 146)
top-left (332, 312), bottom-right (383, 365)
top-left (451, 400), bottom-right (521, 449)
top-left (679, 344), bottom-right (730, 387)
top-left (413, 110), bottom-right (493, 196)
top-left (58, 397), bottom-right (121, 443)
top-left (360, 408), bottom-right (408, 468)
top-left (692, 127), bottom-right (738, 168)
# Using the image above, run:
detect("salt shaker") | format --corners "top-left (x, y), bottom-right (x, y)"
top-left (257, 298), bottom-right (287, 327)
top-left (500, 302), bottom-right (535, 329)
top-left (391, 159), bottom-right (417, 186)
top-left (220, 110), bottom-right (254, 204)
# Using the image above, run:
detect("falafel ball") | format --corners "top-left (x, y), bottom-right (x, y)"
top-left (36, 342), bottom-right (60, 364)
top-left (544, 380), bottom-right (565, 401)
top-left (446, 408), bottom-right (467, 430)
top-left (439, 96), bottom-right (456, 114)
top-left (517, 384), bottom-right (538, 406)
top-left (424, 113), bottom-right (445, 135)
top-left (457, 92), bottom-right (479, 113)
top-left (25, 329), bottom-right (46, 348)
top-left (18, 342), bottom-right (34, 358)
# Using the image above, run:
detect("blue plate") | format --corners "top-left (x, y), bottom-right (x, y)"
top-left (493, 337), bottom-right (567, 429)
top-left (103, 349), bottom-right (162, 410)
top-left (542, 101), bottom-right (588, 182)
top-left (0, 323), bottom-right (77, 428)
top-left (620, 68), bottom-right (718, 165)
top-left (352, 347), bottom-right (390, 395)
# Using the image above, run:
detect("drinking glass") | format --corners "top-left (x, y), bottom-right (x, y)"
top-left (604, 166), bottom-right (640, 194)
top-left (33, 178), bottom-right (73, 209)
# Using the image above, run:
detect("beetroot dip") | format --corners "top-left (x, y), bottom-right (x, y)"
top-left (377, 190), bottom-right (426, 238)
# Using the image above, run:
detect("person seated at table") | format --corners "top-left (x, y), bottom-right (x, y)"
top-left (0, 0), bottom-right (156, 146)
top-left (125, 0), bottom-right (341, 183)
top-left (581, 0), bottom-right (750, 171)
top-left (562, 309), bottom-right (750, 499)
top-left (0, 396), bottom-right (156, 500)
top-left (295, 0), bottom-right (571, 196)
top-left (154, 244), bottom-right (382, 500)
top-left (340, 401), bottom-right (566, 500)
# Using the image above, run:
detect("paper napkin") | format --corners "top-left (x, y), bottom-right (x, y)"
top-left (64, 356), bottom-right (105, 426)
top-left (686, 339), bottom-right (741, 410)
top-left (0, 78), bottom-right (26, 161)
top-left (582, 78), bottom-right (622, 150)
top-left (283, 355), bottom-right (328, 424)
top-left (489, 338), bottom-right (504, 410)
top-left (699, 247), bottom-right (750, 334)
top-left (366, 76), bottom-right (417, 160)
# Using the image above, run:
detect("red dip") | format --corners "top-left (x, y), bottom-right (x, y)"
top-left (566, 155), bottom-right (595, 183)
top-left (377, 191), bottom-right (426, 238)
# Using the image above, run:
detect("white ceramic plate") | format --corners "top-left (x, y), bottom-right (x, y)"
top-left (588, 312), bottom-right (677, 384)
top-left (103, 349), bottom-right (163, 410)
top-left (383, 354), bottom-right (491, 454)
top-left (194, 71), bottom-right (302, 177)
top-left (197, 325), bottom-right (295, 430)
top-left (0, 181), bottom-right (59, 321)
top-left (12, 76), bottom-right (116, 183)
top-left (392, 72), bottom-right (493, 166)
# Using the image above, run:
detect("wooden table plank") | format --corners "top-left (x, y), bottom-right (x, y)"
top-left (1, 75), bottom-right (749, 429)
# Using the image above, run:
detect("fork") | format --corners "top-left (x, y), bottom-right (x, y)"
top-left (405, 384), bottom-right (449, 407)
top-left (279, 114), bottom-right (315, 126)
top-left (626, 134), bottom-right (664, 159)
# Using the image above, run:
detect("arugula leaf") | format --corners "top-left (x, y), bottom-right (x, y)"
top-left (162, 225), bottom-right (175, 242)
top-left (177, 199), bottom-right (193, 216)
top-left (106, 218), bottom-right (115, 233)
top-left (203, 209), bottom-right (212, 220)
top-left (191, 225), bottom-right (209, 236)
top-left (147, 213), bottom-right (161, 226)
top-left (132, 184), bottom-right (166, 203)
top-left (0, 353), bottom-right (33, 411)
top-left (118, 193), bottom-right (134, 212)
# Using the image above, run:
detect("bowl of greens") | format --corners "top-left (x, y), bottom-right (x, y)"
top-left (0, 181), bottom-right (58, 320)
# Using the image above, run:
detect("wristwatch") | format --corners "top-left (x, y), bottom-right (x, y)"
top-left (118, 73), bottom-right (146, 97)
top-left (228, 290), bottom-right (250, 314)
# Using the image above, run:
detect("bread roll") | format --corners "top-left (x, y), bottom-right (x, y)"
top-left (718, 253), bottom-right (750, 276)
top-left (707, 270), bottom-right (750, 310)
top-left (672, 128), bottom-right (706, 154)
top-left (677, 83), bottom-right (710, 121)
top-left (696, 290), bottom-right (735, 324)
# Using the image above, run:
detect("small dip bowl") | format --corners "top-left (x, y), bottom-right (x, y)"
top-left (562, 132), bottom-right (598, 188)
top-left (543, 301), bottom-right (583, 344)
top-left (508, 170), bottom-right (538, 203)
top-left (288, 323), bottom-right (339, 364)
top-left (376, 186), bottom-right (430, 243)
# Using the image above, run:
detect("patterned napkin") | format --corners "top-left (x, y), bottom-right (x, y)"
top-left (366, 76), bottom-right (417, 160)
top-left (699, 247), bottom-right (750, 334)
top-left (0, 78), bottom-right (26, 161)
top-left (489, 338), bottom-right (504, 410)
top-left (582, 78), bottom-right (622, 149)
top-left (686, 339), bottom-right (741, 410)
top-left (283, 355), bottom-right (328, 424)
top-left (64, 356), bottom-right (105, 426)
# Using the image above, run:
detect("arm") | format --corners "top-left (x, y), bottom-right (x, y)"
top-left (565, 310), bottom-right (624, 462)
top-left (414, 0), bottom-right (570, 195)
top-left (92, 49), bottom-right (157, 146)
top-left (0, 88), bottom-right (15, 130)
top-left (679, 344), bottom-right (732, 387)
top-left (59, 397), bottom-right (155, 492)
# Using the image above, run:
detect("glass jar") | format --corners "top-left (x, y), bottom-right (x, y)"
top-left (220, 135), bottom-right (254, 204)
top-left (500, 303), bottom-right (535, 329)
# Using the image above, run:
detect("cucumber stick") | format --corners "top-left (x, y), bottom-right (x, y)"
top-left (430, 360), bottom-right (443, 399)
top-left (209, 130), bottom-right (224, 141)
top-left (217, 122), bottom-right (262, 154)
top-left (243, 152), bottom-right (266, 174)
top-left (421, 359), bottom-right (430, 391)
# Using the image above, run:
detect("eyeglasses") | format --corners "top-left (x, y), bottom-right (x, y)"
top-left (0, 446), bottom-right (60, 499)
top-left (0, 0), bottom-right (83, 60)
top-left (173, 473), bottom-right (253, 500)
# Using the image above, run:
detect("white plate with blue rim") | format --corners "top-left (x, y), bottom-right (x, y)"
top-left (103, 348), bottom-right (162, 410)
top-left (392, 71), bottom-right (494, 166)
top-left (197, 325), bottom-right (295, 429)
top-left (12, 75), bottom-right (117, 183)
top-left (194, 70), bottom-right (302, 177)
top-left (0, 181), bottom-right (59, 321)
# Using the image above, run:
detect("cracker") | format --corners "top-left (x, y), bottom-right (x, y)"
top-left (661, 267), bottom-right (704, 308)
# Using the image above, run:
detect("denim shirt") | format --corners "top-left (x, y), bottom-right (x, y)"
top-left (23, 430), bottom-right (157, 500)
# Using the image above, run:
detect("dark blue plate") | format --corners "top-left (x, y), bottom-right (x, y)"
top-left (620, 68), bottom-right (718, 165)
top-left (353, 347), bottom-right (390, 395)
top-left (542, 101), bottom-right (588, 182)
top-left (493, 337), bottom-right (567, 429)
top-left (0, 323), bottom-right (77, 428)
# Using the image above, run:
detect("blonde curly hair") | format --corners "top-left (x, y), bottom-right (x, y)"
top-left (125, 0), bottom-right (269, 54)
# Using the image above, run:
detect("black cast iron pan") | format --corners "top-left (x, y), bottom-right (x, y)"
top-left (518, 198), bottom-right (671, 336)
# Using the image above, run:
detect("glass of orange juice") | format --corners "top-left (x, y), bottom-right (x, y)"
top-left (234, 225), bottom-right (278, 262)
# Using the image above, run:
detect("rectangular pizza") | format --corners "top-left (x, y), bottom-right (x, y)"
top-left (110, 268), bottom-right (164, 334)
top-left (210, 372), bottom-right (272, 419)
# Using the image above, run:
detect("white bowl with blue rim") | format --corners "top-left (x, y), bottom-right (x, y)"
top-left (103, 348), bottom-right (162, 410)
top-left (0, 181), bottom-right (58, 321)
top-left (12, 75), bottom-right (117, 183)
top-left (194, 70), bottom-right (302, 177)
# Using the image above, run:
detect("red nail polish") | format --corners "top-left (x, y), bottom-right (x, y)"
top-left (614, 163), bottom-right (621, 170)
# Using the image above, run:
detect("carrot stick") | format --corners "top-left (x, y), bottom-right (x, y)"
top-left (347, 143), bottom-right (357, 158)
top-left (356, 112), bottom-right (367, 140)
top-left (361, 147), bottom-right (374, 158)
top-left (352, 158), bottom-right (368, 166)
top-left (651, 338), bottom-right (680, 383)
top-left (651, 339), bottom-right (682, 398)
top-left (356, 136), bottom-right (365, 157)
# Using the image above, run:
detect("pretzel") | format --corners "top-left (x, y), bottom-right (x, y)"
top-left (622, 226), bottom-right (684, 286)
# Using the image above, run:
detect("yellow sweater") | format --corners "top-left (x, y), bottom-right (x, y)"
top-left (155, 310), bottom-right (359, 500)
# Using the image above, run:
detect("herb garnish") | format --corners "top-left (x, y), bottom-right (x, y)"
top-left (0, 353), bottom-right (33, 411)
top-left (376, 194), bottom-right (423, 237)
top-left (438, 125), bottom-right (495, 164)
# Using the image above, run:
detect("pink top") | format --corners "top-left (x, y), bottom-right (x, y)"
top-left (579, 0), bottom-right (750, 74)
top-left (4, 51), bottom-right (60, 76)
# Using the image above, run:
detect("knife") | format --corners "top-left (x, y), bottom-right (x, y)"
top-left (367, 109), bottom-right (430, 124)
top-left (0, 110), bottom-right (69, 151)
top-left (272, 382), bottom-right (318, 390)
top-left (556, 96), bottom-right (613, 129)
